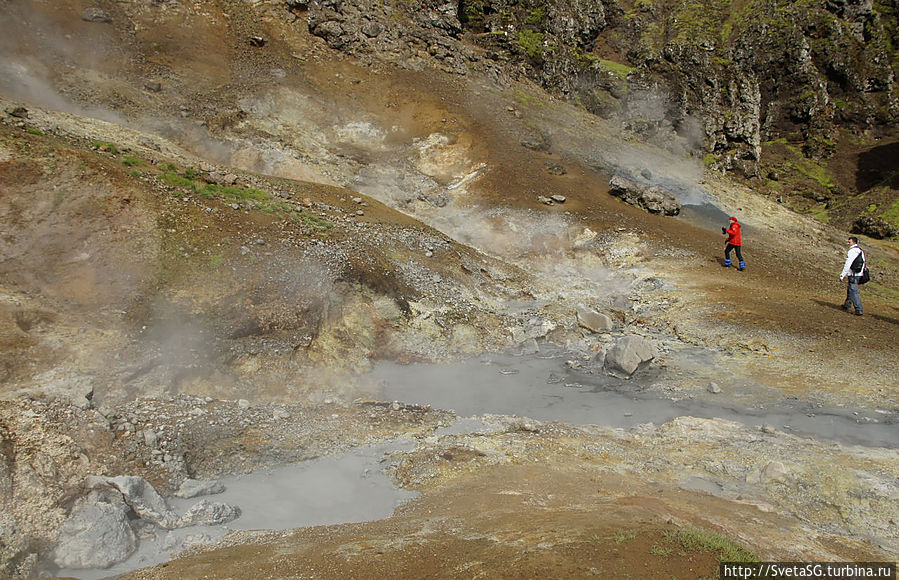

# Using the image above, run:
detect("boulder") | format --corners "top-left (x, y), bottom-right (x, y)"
top-left (178, 500), bottom-right (242, 527)
top-left (106, 476), bottom-right (180, 529)
top-left (608, 175), bottom-right (681, 216)
top-left (52, 491), bottom-right (136, 569)
top-left (851, 216), bottom-right (897, 239)
top-left (174, 478), bottom-right (226, 499)
top-left (576, 307), bottom-right (614, 333)
top-left (604, 335), bottom-right (657, 378)
top-left (80, 8), bottom-right (111, 23)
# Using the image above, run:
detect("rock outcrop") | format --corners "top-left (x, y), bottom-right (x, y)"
top-left (608, 175), bottom-right (681, 216)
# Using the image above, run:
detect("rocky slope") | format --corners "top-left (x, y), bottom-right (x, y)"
top-left (301, 0), bottom-right (899, 230)
top-left (1, 0), bottom-right (898, 578)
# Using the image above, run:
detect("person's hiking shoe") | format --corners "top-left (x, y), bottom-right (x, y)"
top-left (738, 261), bottom-right (746, 270)
top-left (842, 301), bottom-right (852, 311)
top-left (855, 311), bottom-right (863, 316)
top-left (723, 259), bottom-right (732, 267)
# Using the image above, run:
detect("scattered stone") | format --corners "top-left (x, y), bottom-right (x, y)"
top-left (238, 399), bottom-right (250, 409)
top-left (144, 81), bottom-right (162, 93)
top-left (249, 36), bottom-right (267, 47)
top-left (604, 335), bottom-right (657, 378)
top-left (749, 461), bottom-right (790, 485)
top-left (7, 106), bottom-right (28, 119)
top-left (361, 21), bottom-right (382, 37)
top-left (537, 196), bottom-right (553, 205)
top-left (178, 500), bottom-right (241, 527)
top-left (546, 162), bottom-right (567, 175)
top-left (576, 307), bottom-right (613, 333)
top-left (520, 134), bottom-right (549, 151)
top-left (81, 7), bottom-right (111, 23)
top-left (708, 382), bottom-right (721, 394)
top-left (573, 227), bottom-right (597, 248)
top-left (174, 479), bottom-right (226, 499)
top-left (106, 476), bottom-right (180, 529)
top-left (550, 194), bottom-right (566, 203)
top-left (285, 0), bottom-right (308, 12)
top-left (142, 428), bottom-right (158, 448)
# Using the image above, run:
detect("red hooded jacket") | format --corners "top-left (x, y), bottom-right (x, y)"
top-left (725, 217), bottom-right (742, 246)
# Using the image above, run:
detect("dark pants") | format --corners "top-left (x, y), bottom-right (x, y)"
top-left (725, 244), bottom-right (743, 262)
top-left (845, 277), bottom-right (862, 313)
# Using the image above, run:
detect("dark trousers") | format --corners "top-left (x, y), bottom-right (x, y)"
top-left (845, 277), bottom-right (862, 313)
top-left (725, 244), bottom-right (743, 262)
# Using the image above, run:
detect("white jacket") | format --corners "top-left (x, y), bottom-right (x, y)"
top-left (840, 245), bottom-right (865, 279)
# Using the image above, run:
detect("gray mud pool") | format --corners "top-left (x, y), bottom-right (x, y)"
top-left (366, 349), bottom-right (899, 450)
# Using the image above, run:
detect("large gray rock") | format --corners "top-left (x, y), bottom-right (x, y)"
top-left (576, 306), bottom-right (614, 333)
top-left (178, 500), bottom-right (242, 527)
top-left (604, 335), bottom-right (657, 378)
top-left (174, 478), bottom-right (226, 499)
top-left (52, 491), bottom-right (136, 569)
top-left (608, 176), bottom-right (681, 216)
top-left (106, 476), bottom-right (180, 529)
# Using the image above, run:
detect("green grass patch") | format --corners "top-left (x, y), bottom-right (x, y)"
top-left (161, 172), bottom-right (199, 191)
top-left (600, 59), bottom-right (634, 81)
top-left (208, 253), bottom-right (225, 269)
top-left (524, 7), bottom-right (544, 25)
top-left (663, 527), bottom-right (757, 563)
top-left (121, 156), bottom-right (146, 167)
top-left (788, 158), bottom-right (835, 189)
top-left (92, 141), bottom-right (120, 154)
top-left (614, 530), bottom-right (637, 543)
top-left (805, 203), bottom-right (831, 223)
top-left (129, 169), bottom-right (142, 178)
top-left (202, 183), bottom-right (267, 202)
top-left (517, 29), bottom-right (546, 60)
top-left (295, 210), bottom-right (333, 235)
top-left (512, 90), bottom-right (546, 109)
top-left (26, 128), bottom-right (44, 136)
top-left (881, 198), bottom-right (899, 225)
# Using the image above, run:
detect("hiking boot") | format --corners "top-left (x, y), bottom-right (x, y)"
top-left (723, 259), bottom-right (732, 267)
top-left (854, 311), bottom-right (863, 316)
top-left (842, 301), bottom-right (852, 311)
top-left (738, 261), bottom-right (746, 271)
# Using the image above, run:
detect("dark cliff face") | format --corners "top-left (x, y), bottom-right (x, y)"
top-left (306, 0), bottom-right (898, 186)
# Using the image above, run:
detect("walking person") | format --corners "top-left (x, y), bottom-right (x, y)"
top-left (722, 216), bottom-right (745, 270)
top-left (840, 236), bottom-right (865, 316)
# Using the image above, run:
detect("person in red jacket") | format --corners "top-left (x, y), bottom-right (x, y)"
top-left (722, 216), bottom-right (745, 270)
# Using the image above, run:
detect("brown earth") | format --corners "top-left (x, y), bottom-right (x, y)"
top-left (1, 1), bottom-right (898, 578)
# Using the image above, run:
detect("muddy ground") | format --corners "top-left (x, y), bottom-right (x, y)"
top-left (0, 0), bottom-right (898, 578)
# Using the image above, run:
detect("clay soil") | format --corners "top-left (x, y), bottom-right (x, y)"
top-left (2, 1), bottom-right (898, 578)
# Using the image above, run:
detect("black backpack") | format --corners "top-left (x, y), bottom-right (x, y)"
top-left (851, 251), bottom-right (870, 284)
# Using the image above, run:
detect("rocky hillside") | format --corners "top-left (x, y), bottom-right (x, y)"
top-left (304, 0), bottom-right (899, 232)
top-left (1, 0), bottom-right (899, 578)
